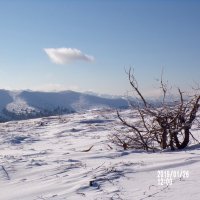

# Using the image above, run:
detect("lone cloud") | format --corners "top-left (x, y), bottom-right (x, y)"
top-left (44, 47), bottom-right (94, 64)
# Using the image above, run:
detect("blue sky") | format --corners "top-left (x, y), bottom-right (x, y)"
top-left (0, 0), bottom-right (199, 96)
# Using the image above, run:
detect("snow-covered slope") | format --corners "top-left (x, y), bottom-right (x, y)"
top-left (0, 109), bottom-right (200, 200)
top-left (0, 90), bottom-right (128, 121)
top-left (6, 91), bottom-right (37, 114)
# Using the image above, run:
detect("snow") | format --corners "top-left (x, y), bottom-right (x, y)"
top-left (0, 109), bottom-right (200, 200)
top-left (6, 91), bottom-right (37, 114)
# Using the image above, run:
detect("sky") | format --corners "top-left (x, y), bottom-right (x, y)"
top-left (0, 0), bottom-right (199, 96)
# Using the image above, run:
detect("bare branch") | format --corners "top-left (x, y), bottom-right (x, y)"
top-left (126, 68), bottom-right (148, 108)
top-left (110, 68), bottom-right (200, 151)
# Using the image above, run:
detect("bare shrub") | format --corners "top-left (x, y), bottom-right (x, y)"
top-left (110, 68), bottom-right (200, 151)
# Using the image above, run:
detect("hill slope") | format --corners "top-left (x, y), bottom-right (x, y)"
top-left (0, 90), bottom-right (128, 121)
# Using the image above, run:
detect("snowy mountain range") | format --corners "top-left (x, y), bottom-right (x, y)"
top-left (0, 89), bottom-right (128, 122)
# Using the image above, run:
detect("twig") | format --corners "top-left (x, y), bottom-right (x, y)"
top-left (94, 161), bottom-right (106, 171)
top-left (1, 165), bottom-right (10, 180)
top-left (81, 145), bottom-right (94, 152)
top-left (190, 132), bottom-right (200, 144)
top-left (140, 185), bottom-right (169, 200)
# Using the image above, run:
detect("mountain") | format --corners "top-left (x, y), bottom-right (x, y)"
top-left (0, 89), bottom-right (128, 122)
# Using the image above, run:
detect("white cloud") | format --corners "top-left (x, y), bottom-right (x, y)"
top-left (143, 88), bottom-right (163, 98)
top-left (44, 47), bottom-right (94, 64)
top-left (31, 83), bottom-right (80, 92)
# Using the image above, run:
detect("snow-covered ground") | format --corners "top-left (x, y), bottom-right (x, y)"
top-left (0, 109), bottom-right (200, 200)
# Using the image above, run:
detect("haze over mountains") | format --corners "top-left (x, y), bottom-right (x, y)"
top-left (0, 89), bottom-right (128, 122)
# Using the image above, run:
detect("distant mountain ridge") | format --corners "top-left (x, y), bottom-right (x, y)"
top-left (0, 89), bottom-right (128, 122)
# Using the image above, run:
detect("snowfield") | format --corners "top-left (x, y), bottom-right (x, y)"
top-left (0, 109), bottom-right (200, 200)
